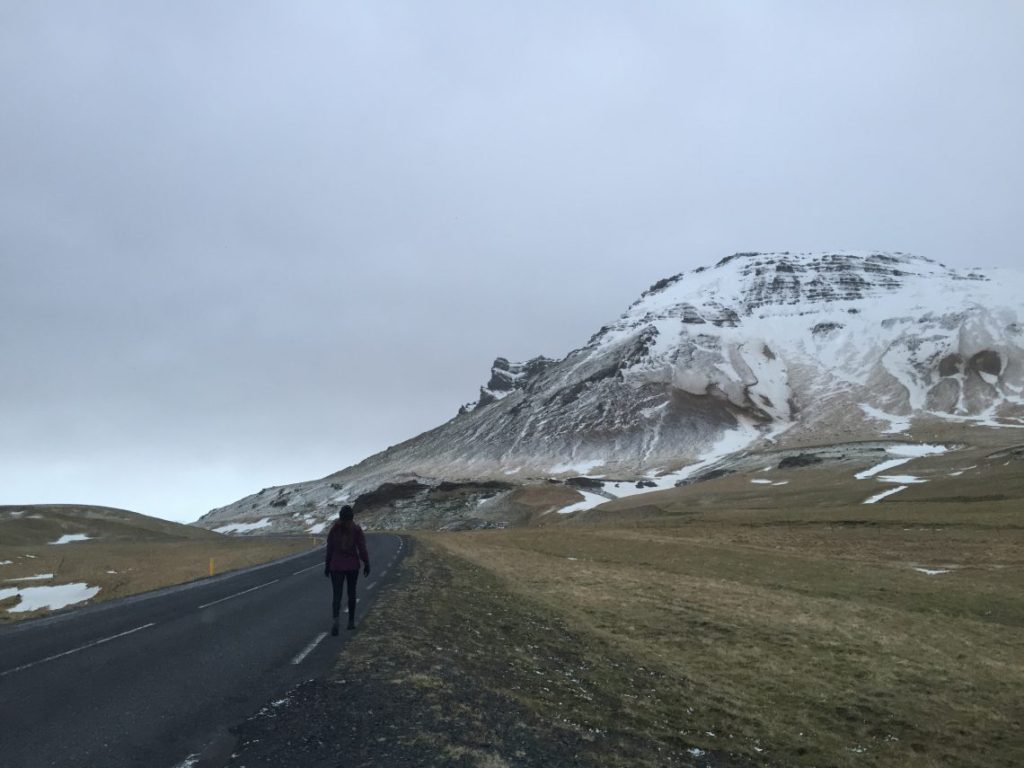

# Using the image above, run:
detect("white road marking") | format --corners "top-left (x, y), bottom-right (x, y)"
top-left (367, 582), bottom-right (377, 590)
top-left (0, 622), bottom-right (157, 677)
top-left (291, 632), bottom-right (328, 665)
top-left (293, 563), bottom-right (323, 575)
top-left (198, 579), bottom-right (279, 609)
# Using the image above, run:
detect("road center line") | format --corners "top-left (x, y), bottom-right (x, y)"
top-left (291, 632), bottom-right (328, 665)
top-left (198, 579), bottom-right (279, 610)
top-left (0, 622), bottom-right (157, 678)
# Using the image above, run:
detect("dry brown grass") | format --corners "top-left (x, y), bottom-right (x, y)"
top-left (425, 456), bottom-right (1024, 767)
top-left (0, 537), bottom-right (312, 622)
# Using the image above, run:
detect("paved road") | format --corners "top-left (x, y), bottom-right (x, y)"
top-left (0, 533), bottom-right (406, 768)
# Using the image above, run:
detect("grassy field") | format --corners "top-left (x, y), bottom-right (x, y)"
top-left (329, 538), bottom-right (747, 767)
top-left (424, 451), bottom-right (1024, 767)
top-left (0, 504), bottom-right (313, 622)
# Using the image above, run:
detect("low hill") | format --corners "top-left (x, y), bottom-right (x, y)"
top-left (0, 504), bottom-right (224, 547)
top-left (0, 505), bottom-right (308, 622)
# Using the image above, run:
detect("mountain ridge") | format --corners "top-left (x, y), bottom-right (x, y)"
top-left (197, 251), bottom-right (1024, 533)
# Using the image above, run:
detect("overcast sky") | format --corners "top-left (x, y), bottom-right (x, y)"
top-left (2, 2), bottom-right (1022, 523)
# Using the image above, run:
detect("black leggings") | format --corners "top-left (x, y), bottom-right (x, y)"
top-left (330, 569), bottom-right (359, 619)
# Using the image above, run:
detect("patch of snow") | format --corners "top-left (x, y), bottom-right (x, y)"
top-left (859, 403), bottom-right (911, 434)
top-left (0, 561), bottom-right (12, 566)
top-left (553, 418), bottom-right (774, 515)
top-left (877, 474), bottom-right (928, 484)
top-left (49, 533), bottom-right (93, 545)
top-left (687, 748), bottom-right (706, 757)
top-left (106, 570), bottom-right (118, 574)
top-left (750, 479), bottom-right (773, 484)
top-left (640, 402), bottom-right (669, 419)
top-left (214, 518), bottom-right (272, 534)
top-left (671, 415), bottom-right (765, 482)
top-left (307, 521), bottom-right (328, 534)
top-left (855, 443), bottom-right (949, 479)
top-left (888, 443), bottom-right (949, 458)
top-left (557, 491), bottom-right (610, 514)
top-left (1, 582), bottom-right (101, 612)
top-left (863, 486), bottom-right (908, 504)
top-left (855, 458), bottom-right (914, 479)
top-left (932, 405), bottom-right (1024, 429)
top-left (5, 573), bottom-right (54, 582)
top-left (772, 480), bottom-right (789, 486)
top-left (549, 459), bottom-right (604, 475)
top-left (502, 466), bottom-right (522, 475)
top-left (913, 567), bottom-right (951, 575)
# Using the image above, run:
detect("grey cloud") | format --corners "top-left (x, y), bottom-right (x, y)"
top-left (2, 1), bottom-right (1022, 520)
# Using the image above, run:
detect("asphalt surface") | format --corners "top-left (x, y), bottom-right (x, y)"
top-left (0, 533), bottom-right (405, 768)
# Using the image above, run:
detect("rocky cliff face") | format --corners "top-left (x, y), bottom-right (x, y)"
top-left (196, 251), bottom-right (1024, 533)
top-left (460, 356), bottom-right (556, 412)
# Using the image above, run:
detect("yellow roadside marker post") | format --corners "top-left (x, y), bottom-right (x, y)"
top-left (209, 558), bottom-right (215, 577)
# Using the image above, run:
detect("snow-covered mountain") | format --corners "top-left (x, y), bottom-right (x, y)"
top-left (197, 251), bottom-right (1024, 533)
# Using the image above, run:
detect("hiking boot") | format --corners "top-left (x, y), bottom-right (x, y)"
top-left (331, 619), bottom-right (339, 636)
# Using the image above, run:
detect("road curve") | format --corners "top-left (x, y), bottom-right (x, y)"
top-left (0, 533), bottom-right (406, 768)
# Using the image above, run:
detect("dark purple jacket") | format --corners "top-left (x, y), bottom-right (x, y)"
top-left (325, 523), bottom-right (369, 572)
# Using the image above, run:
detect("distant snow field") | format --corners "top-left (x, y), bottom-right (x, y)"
top-left (0, 582), bottom-right (101, 613)
top-left (49, 533), bottom-right (93, 545)
top-left (214, 518), bottom-right (272, 534)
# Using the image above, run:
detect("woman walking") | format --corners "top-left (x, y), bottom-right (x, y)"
top-left (324, 505), bottom-right (370, 634)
